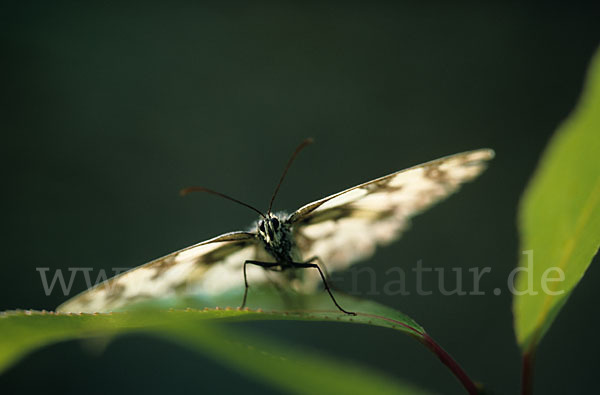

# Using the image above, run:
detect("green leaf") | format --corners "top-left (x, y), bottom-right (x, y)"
top-left (0, 294), bottom-right (432, 394)
top-left (513, 47), bottom-right (600, 352)
top-left (161, 324), bottom-right (433, 395)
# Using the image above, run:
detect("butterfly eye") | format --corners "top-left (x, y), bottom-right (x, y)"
top-left (258, 220), bottom-right (265, 233)
top-left (271, 218), bottom-right (279, 230)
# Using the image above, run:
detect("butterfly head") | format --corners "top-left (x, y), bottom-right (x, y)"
top-left (257, 215), bottom-right (284, 245)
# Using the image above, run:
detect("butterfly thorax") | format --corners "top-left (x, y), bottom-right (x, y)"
top-left (257, 214), bottom-right (300, 265)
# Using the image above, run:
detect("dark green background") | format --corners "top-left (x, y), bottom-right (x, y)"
top-left (2, 1), bottom-right (599, 394)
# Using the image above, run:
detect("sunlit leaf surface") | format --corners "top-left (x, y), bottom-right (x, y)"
top-left (513, 48), bottom-right (600, 351)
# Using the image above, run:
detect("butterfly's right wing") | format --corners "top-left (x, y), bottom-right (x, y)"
top-left (57, 231), bottom-right (274, 313)
top-left (288, 149), bottom-right (494, 283)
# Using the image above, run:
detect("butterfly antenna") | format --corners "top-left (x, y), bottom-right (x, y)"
top-left (180, 186), bottom-right (266, 218)
top-left (268, 138), bottom-right (314, 214)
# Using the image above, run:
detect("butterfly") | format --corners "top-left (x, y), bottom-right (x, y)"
top-left (57, 140), bottom-right (494, 314)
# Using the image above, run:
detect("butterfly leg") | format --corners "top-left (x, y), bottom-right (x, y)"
top-left (293, 257), bottom-right (356, 316)
top-left (306, 257), bottom-right (345, 293)
top-left (242, 260), bottom-right (281, 309)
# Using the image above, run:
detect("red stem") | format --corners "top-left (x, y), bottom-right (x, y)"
top-left (419, 333), bottom-right (480, 395)
top-left (355, 312), bottom-right (480, 394)
top-left (521, 349), bottom-right (535, 395)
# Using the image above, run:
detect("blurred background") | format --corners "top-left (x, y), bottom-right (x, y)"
top-left (2, 1), bottom-right (599, 394)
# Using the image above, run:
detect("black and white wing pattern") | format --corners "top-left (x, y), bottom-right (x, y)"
top-left (57, 148), bottom-right (493, 313)
top-left (289, 149), bottom-right (494, 288)
top-left (57, 232), bottom-right (272, 313)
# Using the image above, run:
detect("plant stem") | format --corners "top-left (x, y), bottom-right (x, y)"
top-left (359, 311), bottom-right (480, 394)
top-left (419, 333), bottom-right (480, 395)
top-left (521, 349), bottom-right (535, 395)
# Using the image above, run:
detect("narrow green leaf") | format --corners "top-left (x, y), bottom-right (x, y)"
top-left (513, 47), bottom-right (600, 352)
top-left (0, 294), bottom-right (425, 373)
top-left (0, 293), bottom-right (432, 394)
top-left (159, 325), bottom-right (433, 395)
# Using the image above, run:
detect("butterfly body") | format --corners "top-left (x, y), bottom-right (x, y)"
top-left (57, 147), bottom-right (495, 314)
top-left (256, 214), bottom-right (300, 265)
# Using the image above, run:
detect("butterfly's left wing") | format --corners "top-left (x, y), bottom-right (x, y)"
top-left (57, 231), bottom-right (274, 313)
top-left (288, 149), bottom-right (494, 285)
